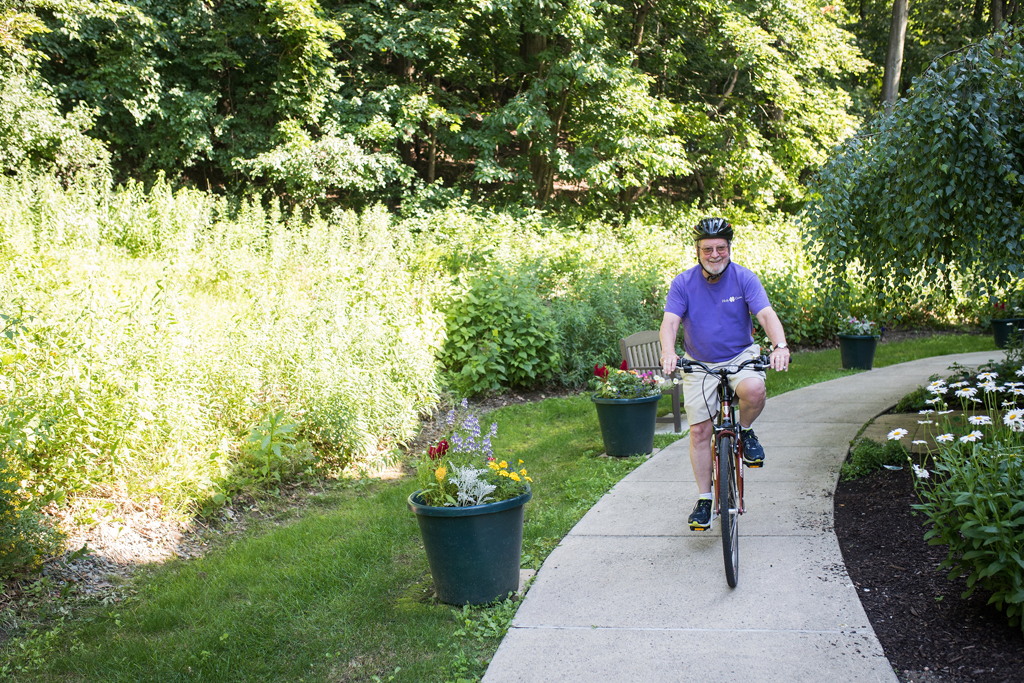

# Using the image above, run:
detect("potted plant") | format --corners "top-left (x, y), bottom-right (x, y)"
top-left (837, 315), bottom-right (880, 370)
top-left (990, 295), bottom-right (1024, 349)
top-left (408, 400), bottom-right (532, 605)
top-left (591, 363), bottom-right (662, 456)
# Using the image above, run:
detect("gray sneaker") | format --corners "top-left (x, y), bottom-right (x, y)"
top-left (688, 498), bottom-right (713, 531)
top-left (742, 428), bottom-right (765, 468)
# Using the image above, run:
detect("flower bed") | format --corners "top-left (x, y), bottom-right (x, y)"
top-left (885, 362), bottom-right (1024, 636)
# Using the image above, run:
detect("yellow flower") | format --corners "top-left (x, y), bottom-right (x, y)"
top-left (525, 476), bottom-right (533, 482)
top-left (520, 468), bottom-right (528, 477)
top-left (499, 470), bottom-right (509, 477)
top-left (488, 461), bottom-right (499, 470)
top-left (518, 459), bottom-right (524, 465)
top-left (435, 466), bottom-right (447, 483)
top-left (509, 472), bottom-right (521, 482)
top-left (499, 460), bottom-right (508, 469)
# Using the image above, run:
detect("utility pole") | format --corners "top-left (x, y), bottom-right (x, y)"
top-left (881, 0), bottom-right (909, 115)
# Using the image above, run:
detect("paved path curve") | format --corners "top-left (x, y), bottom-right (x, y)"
top-left (483, 350), bottom-right (1003, 683)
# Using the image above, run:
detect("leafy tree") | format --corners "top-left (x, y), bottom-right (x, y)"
top-left (628, 0), bottom-right (869, 209)
top-left (804, 29), bottom-right (1024, 307)
top-left (841, 0), bottom-right (1015, 108)
top-left (0, 0), bottom-right (108, 178)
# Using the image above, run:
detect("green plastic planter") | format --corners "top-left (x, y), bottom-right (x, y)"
top-left (838, 334), bottom-right (878, 370)
top-left (591, 393), bottom-right (661, 456)
top-left (408, 487), bottom-right (531, 605)
top-left (992, 318), bottom-right (1024, 349)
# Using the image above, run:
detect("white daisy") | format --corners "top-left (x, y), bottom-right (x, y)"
top-left (918, 409), bottom-right (936, 414)
top-left (977, 372), bottom-right (999, 380)
top-left (936, 433), bottom-right (955, 443)
top-left (925, 398), bottom-right (941, 405)
top-left (1017, 367), bottom-right (1024, 377)
top-left (887, 428), bottom-right (909, 441)
top-left (912, 440), bottom-right (928, 445)
top-left (968, 415), bottom-right (993, 425)
top-left (912, 464), bottom-right (930, 479)
top-left (949, 381), bottom-right (970, 388)
top-left (937, 410), bottom-right (954, 415)
top-left (955, 387), bottom-right (978, 398)
top-left (960, 430), bottom-right (983, 443)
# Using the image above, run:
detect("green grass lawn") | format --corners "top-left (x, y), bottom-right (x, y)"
top-left (765, 332), bottom-right (998, 397)
top-left (2, 332), bottom-right (1000, 682)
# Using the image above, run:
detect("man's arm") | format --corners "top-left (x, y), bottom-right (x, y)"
top-left (660, 312), bottom-right (682, 376)
top-left (755, 306), bottom-right (790, 372)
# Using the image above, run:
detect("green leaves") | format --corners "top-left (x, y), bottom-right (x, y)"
top-left (805, 28), bottom-right (1024, 310)
top-left (441, 268), bottom-right (560, 396)
top-left (912, 439), bottom-right (1024, 633)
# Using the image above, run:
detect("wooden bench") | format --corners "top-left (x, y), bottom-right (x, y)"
top-left (619, 330), bottom-right (684, 433)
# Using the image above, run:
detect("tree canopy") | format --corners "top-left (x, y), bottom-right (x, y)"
top-left (804, 29), bottom-right (1024, 305)
top-left (3, 0), bottom-right (868, 210)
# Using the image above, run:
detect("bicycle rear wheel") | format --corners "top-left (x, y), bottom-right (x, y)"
top-left (717, 434), bottom-right (739, 587)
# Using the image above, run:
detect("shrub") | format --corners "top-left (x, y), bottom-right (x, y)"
top-left (0, 455), bottom-right (63, 578)
top-left (549, 267), bottom-right (665, 387)
top-left (913, 441), bottom-right (1024, 634)
top-left (841, 438), bottom-right (908, 480)
top-left (441, 268), bottom-right (560, 395)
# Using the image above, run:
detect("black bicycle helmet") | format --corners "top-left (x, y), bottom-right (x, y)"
top-left (692, 217), bottom-right (733, 243)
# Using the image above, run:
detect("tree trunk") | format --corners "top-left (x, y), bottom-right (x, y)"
top-left (881, 0), bottom-right (909, 114)
top-left (991, 0), bottom-right (1004, 28)
top-left (427, 129), bottom-right (436, 184)
top-left (974, 0), bottom-right (986, 23)
top-left (631, 0), bottom-right (653, 67)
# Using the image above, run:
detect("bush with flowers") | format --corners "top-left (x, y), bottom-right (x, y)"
top-left (837, 315), bottom-right (879, 337)
top-left (416, 399), bottom-right (532, 507)
top-left (887, 367), bottom-right (1024, 634)
top-left (591, 362), bottom-right (662, 399)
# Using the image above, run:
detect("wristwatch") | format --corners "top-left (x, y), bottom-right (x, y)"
top-left (773, 343), bottom-right (789, 351)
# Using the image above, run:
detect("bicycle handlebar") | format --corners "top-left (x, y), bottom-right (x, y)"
top-left (675, 354), bottom-right (771, 376)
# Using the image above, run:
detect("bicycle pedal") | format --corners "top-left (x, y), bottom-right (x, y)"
top-left (744, 462), bottom-right (763, 469)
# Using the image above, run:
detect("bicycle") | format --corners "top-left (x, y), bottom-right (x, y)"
top-left (676, 353), bottom-right (771, 588)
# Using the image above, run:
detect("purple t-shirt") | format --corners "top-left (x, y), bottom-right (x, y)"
top-left (664, 263), bottom-right (772, 363)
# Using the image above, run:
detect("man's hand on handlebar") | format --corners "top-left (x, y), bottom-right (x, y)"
top-left (661, 352), bottom-right (678, 378)
top-left (768, 346), bottom-right (790, 372)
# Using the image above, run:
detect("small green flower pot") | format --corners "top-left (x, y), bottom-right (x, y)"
top-left (408, 487), bottom-right (531, 605)
top-left (838, 334), bottom-right (878, 370)
top-left (992, 318), bottom-right (1024, 349)
top-left (591, 393), bottom-right (661, 456)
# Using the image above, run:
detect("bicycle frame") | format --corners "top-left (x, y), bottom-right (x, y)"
top-left (712, 379), bottom-right (744, 517)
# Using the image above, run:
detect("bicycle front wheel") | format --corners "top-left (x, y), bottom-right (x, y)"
top-left (717, 434), bottom-right (739, 587)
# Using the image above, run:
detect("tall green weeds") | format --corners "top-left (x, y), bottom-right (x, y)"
top-left (0, 174), bottom-right (443, 525)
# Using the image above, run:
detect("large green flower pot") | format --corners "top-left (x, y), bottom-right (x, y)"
top-left (838, 334), bottom-right (878, 370)
top-left (591, 393), bottom-right (661, 456)
top-left (408, 487), bottom-right (531, 605)
top-left (992, 318), bottom-right (1024, 349)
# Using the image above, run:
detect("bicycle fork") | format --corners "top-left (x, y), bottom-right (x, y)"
top-left (714, 406), bottom-right (745, 517)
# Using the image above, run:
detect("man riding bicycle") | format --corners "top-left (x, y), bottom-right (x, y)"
top-left (659, 217), bottom-right (791, 531)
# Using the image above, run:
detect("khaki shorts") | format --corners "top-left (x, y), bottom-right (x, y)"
top-left (682, 343), bottom-right (766, 425)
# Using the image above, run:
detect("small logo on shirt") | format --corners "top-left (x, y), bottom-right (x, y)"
top-left (722, 295), bottom-right (744, 303)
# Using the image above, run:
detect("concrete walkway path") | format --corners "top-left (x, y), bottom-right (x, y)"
top-left (483, 350), bottom-right (1004, 683)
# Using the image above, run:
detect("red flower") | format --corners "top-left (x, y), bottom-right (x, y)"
top-left (620, 359), bottom-right (628, 370)
top-left (429, 439), bottom-right (449, 460)
top-left (594, 364), bottom-right (609, 379)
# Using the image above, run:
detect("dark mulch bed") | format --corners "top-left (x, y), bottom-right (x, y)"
top-left (835, 468), bottom-right (1024, 683)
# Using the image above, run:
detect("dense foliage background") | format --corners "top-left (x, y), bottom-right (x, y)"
top-left (0, 0), bottom-right (1020, 570)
